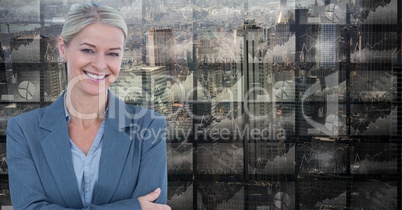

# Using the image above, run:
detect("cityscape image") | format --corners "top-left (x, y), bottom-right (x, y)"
top-left (1, 0), bottom-right (402, 209)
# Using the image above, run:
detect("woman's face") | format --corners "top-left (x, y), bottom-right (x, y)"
top-left (58, 23), bottom-right (125, 96)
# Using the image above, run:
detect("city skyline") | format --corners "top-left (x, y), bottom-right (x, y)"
top-left (1, 0), bottom-right (401, 209)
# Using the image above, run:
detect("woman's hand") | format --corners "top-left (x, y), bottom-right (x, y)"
top-left (138, 188), bottom-right (171, 210)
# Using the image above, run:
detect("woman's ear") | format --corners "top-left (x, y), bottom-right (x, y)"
top-left (58, 36), bottom-right (66, 61)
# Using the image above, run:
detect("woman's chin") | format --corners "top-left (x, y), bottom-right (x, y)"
top-left (71, 84), bottom-right (109, 97)
top-left (84, 88), bottom-right (108, 96)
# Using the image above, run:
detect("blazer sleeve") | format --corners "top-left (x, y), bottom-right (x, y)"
top-left (6, 117), bottom-right (79, 210)
top-left (85, 116), bottom-right (168, 210)
top-left (131, 116), bottom-right (168, 203)
top-left (8, 112), bottom-right (168, 210)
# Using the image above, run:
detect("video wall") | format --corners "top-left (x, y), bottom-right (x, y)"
top-left (0, 0), bottom-right (401, 209)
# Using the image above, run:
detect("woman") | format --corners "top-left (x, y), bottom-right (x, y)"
top-left (6, 3), bottom-right (170, 210)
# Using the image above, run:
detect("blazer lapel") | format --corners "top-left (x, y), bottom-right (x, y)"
top-left (93, 91), bottom-right (133, 204)
top-left (39, 94), bottom-right (82, 208)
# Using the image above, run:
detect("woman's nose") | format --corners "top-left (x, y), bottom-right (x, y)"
top-left (93, 54), bottom-right (107, 70)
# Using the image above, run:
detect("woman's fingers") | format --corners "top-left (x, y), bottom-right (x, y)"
top-left (138, 188), bottom-right (171, 210)
top-left (142, 188), bottom-right (161, 202)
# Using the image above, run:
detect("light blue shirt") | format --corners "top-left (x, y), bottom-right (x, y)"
top-left (64, 97), bottom-right (107, 208)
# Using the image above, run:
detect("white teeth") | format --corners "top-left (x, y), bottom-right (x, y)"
top-left (85, 71), bottom-right (106, 80)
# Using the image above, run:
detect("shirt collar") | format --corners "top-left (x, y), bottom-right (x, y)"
top-left (63, 91), bottom-right (109, 123)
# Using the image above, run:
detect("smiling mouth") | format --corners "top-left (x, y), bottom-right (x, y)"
top-left (84, 71), bottom-right (108, 80)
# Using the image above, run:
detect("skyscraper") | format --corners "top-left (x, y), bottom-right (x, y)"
top-left (317, 24), bottom-right (338, 68)
top-left (278, 0), bottom-right (287, 9)
top-left (134, 66), bottom-right (170, 115)
top-left (234, 19), bottom-right (276, 180)
top-left (234, 19), bottom-right (274, 132)
top-left (147, 28), bottom-right (175, 78)
top-left (194, 29), bottom-right (222, 99)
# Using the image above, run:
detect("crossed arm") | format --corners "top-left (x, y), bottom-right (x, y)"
top-left (6, 117), bottom-right (171, 210)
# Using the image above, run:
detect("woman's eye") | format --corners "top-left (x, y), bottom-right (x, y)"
top-left (82, 49), bottom-right (94, 53)
top-left (108, 52), bottom-right (119, 57)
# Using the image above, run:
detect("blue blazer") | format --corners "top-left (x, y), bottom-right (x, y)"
top-left (6, 92), bottom-right (168, 210)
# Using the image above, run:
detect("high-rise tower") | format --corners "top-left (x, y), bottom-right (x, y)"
top-left (278, 0), bottom-right (287, 10)
top-left (234, 19), bottom-right (274, 124)
top-left (147, 28), bottom-right (175, 77)
top-left (317, 24), bottom-right (338, 68)
top-left (234, 20), bottom-right (276, 180)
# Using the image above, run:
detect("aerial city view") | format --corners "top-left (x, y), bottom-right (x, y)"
top-left (0, 0), bottom-right (401, 209)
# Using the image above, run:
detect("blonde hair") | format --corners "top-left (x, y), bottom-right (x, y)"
top-left (61, 2), bottom-right (128, 45)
